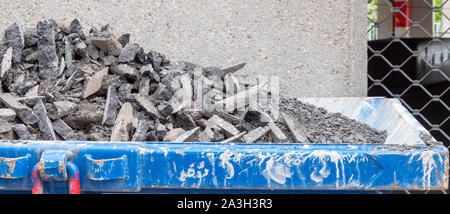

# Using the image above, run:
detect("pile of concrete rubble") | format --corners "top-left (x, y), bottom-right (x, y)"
top-left (0, 19), bottom-right (387, 144)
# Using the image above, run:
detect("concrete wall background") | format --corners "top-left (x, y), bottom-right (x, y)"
top-left (0, 0), bottom-right (367, 98)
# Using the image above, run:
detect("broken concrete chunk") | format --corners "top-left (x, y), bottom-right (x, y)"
top-left (0, 119), bottom-right (12, 133)
top-left (65, 102), bottom-right (103, 129)
top-left (208, 74), bottom-right (224, 92)
top-left (135, 47), bottom-right (145, 63)
top-left (157, 102), bottom-right (173, 117)
top-left (214, 79), bottom-right (269, 112)
top-left (16, 106), bottom-right (38, 125)
top-left (12, 124), bottom-right (35, 140)
top-left (180, 73), bottom-right (193, 100)
top-left (62, 67), bottom-right (83, 92)
top-left (110, 102), bottom-right (133, 141)
top-left (24, 50), bottom-right (38, 63)
top-left (163, 128), bottom-right (186, 142)
top-left (199, 126), bottom-right (224, 142)
top-left (64, 37), bottom-right (73, 73)
top-left (139, 76), bottom-right (150, 96)
top-left (169, 97), bottom-right (184, 114)
top-left (24, 28), bottom-right (39, 47)
top-left (170, 77), bottom-right (182, 95)
top-left (216, 111), bottom-right (244, 125)
top-left (147, 51), bottom-right (169, 72)
top-left (118, 34), bottom-right (130, 47)
top-left (281, 112), bottom-right (310, 143)
top-left (173, 127), bottom-right (200, 142)
top-left (83, 67), bottom-right (108, 98)
top-left (37, 20), bottom-right (59, 80)
top-left (241, 126), bottom-right (270, 143)
top-left (53, 118), bottom-right (87, 141)
top-left (89, 35), bottom-right (123, 52)
top-left (131, 119), bottom-right (150, 142)
top-left (25, 85), bottom-right (39, 97)
top-left (17, 95), bottom-right (45, 107)
top-left (140, 64), bottom-right (160, 82)
top-left (175, 112), bottom-right (197, 130)
top-left (33, 100), bottom-right (57, 140)
top-left (151, 84), bottom-right (172, 103)
top-left (119, 43), bottom-right (140, 63)
top-left (224, 74), bottom-right (243, 95)
top-left (69, 19), bottom-right (86, 39)
top-left (118, 83), bottom-right (134, 102)
top-left (5, 23), bottom-right (23, 63)
top-left (102, 86), bottom-right (119, 126)
top-left (0, 108), bottom-right (16, 121)
top-left (87, 43), bottom-right (99, 59)
top-left (220, 132), bottom-right (246, 143)
top-left (245, 107), bottom-right (273, 124)
top-left (199, 127), bottom-right (214, 142)
top-left (74, 39), bottom-right (89, 59)
top-left (156, 123), bottom-right (167, 141)
top-left (136, 95), bottom-right (161, 119)
top-left (268, 122), bottom-right (288, 142)
top-left (111, 64), bottom-right (137, 80)
top-left (203, 66), bottom-right (223, 78)
top-left (58, 57), bottom-right (66, 77)
top-left (0, 93), bottom-right (24, 109)
top-left (49, 100), bottom-right (77, 119)
top-left (208, 115), bottom-right (240, 138)
top-left (222, 63), bottom-right (246, 74)
top-left (0, 119), bottom-right (13, 140)
top-left (193, 73), bottom-right (214, 102)
top-left (1, 47), bottom-right (13, 78)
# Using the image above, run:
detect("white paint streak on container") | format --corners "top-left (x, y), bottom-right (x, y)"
top-left (409, 150), bottom-right (443, 189)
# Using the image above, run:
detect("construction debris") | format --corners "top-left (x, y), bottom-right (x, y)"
top-left (37, 20), bottom-right (59, 80)
top-left (268, 122), bottom-right (287, 142)
top-left (53, 118), bottom-right (86, 141)
top-left (281, 112), bottom-right (309, 143)
top-left (0, 19), bottom-right (387, 144)
top-left (102, 85), bottom-right (119, 126)
top-left (0, 108), bottom-right (16, 121)
top-left (33, 100), bottom-right (57, 140)
top-left (83, 67), bottom-right (108, 98)
top-left (173, 127), bottom-right (200, 142)
top-left (242, 126), bottom-right (270, 143)
top-left (131, 119), bottom-right (150, 141)
top-left (5, 23), bottom-right (23, 63)
top-left (208, 115), bottom-right (240, 138)
top-left (110, 102), bottom-right (133, 141)
top-left (1, 48), bottom-right (12, 78)
top-left (12, 124), bottom-right (35, 140)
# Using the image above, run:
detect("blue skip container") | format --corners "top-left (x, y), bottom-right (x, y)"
top-left (0, 97), bottom-right (447, 193)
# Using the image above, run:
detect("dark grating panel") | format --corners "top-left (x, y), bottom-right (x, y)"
top-left (367, 0), bottom-right (449, 194)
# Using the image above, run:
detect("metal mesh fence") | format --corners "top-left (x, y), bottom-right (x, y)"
top-left (367, 0), bottom-right (449, 194)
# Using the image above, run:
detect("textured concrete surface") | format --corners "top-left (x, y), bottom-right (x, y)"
top-left (0, 0), bottom-right (367, 98)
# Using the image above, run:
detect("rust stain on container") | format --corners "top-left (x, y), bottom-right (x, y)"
top-left (0, 158), bottom-right (16, 173)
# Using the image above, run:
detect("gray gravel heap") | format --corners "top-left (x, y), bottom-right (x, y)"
top-left (0, 19), bottom-right (387, 144)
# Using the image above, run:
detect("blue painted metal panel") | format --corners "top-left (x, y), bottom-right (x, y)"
top-left (0, 97), bottom-right (446, 193)
top-left (140, 143), bottom-right (447, 191)
top-left (85, 154), bottom-right (128, 181)
top-left (0, 141), bottom-right (446, 192)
